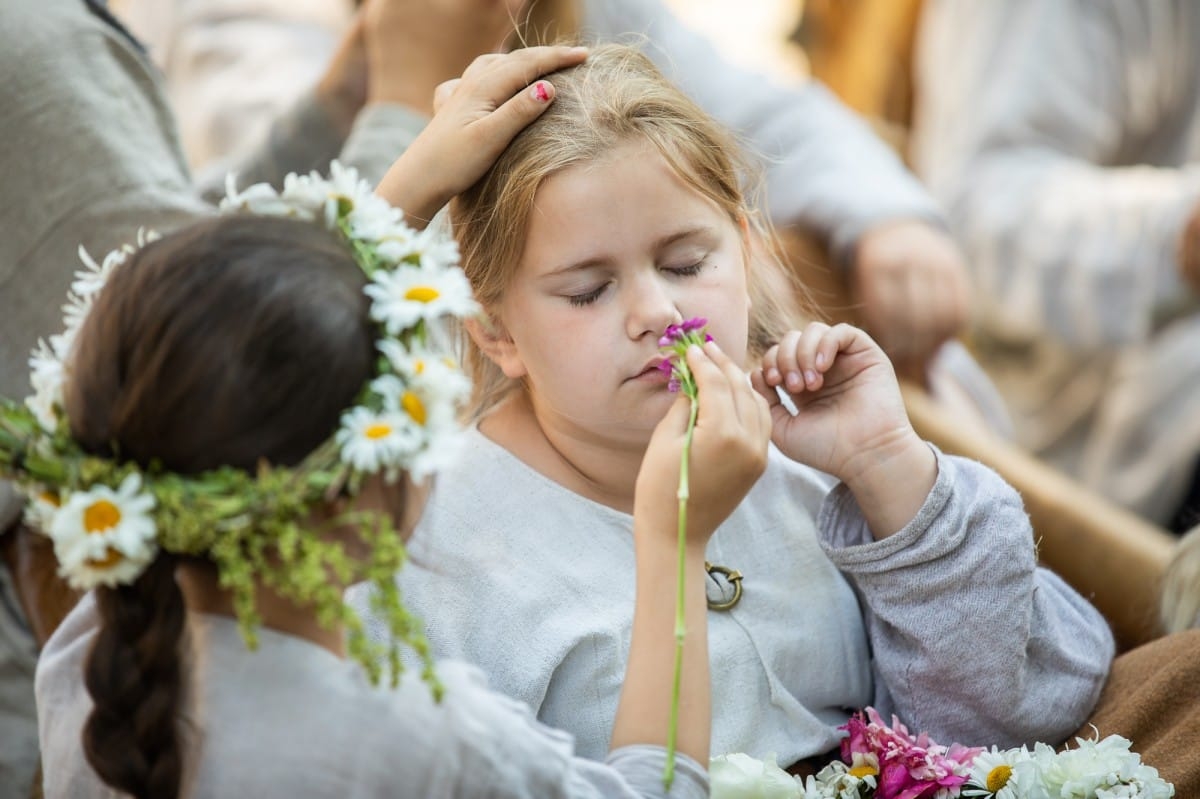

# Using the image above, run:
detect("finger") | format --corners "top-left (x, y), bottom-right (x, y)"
top-left (710, 341), bottom-right (772, 442)
top-left (767, 330), bottom-right (805, 392)
top-left (687, 344), bottom-right (738, 421)
top-left (464, 45), bottom-right (587, 103)
top-left (432, 78), bottom-right (461, 115)
top-left (794, 322), bottom-right (833, 391)
top-left (750, 368), bottom-right (781, 410)
top-left (476, 77), bottom-right (560, 144)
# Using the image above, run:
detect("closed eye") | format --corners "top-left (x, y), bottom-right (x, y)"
top-left (665, 261), bottom-right (705, 277)
top-left (567, 283), bottom-right (607, 307)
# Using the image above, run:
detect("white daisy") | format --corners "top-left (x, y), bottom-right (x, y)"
top-left (412, 226), bottom-right (462, 272)
top-left (962, 747), bottom-right (1040, 799)
top-left (335, 406), bottom-right (423, 474)
top-left (221, 174), bottom-right (311, 220)
top-left (378, 344), bottom-right (472, 408)
top-left (364, 263), bottom-right (478, 335)
top-left (49, 474), bottom-right (158, 590)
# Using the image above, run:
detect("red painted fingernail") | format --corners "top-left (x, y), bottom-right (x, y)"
top-left (533, 82), bottom-right (550, 102)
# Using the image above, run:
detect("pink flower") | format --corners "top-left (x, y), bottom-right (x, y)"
top-left (839, 708), bottom-right (982, 799)
top-left (657, 318), bottom-right (711, 395)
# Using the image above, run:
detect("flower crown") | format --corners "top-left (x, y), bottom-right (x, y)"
top-left (0, 161), bottom-right (477, 689)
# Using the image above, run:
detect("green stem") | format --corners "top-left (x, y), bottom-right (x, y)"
top-left (663, 393), bottom-right (699, 789)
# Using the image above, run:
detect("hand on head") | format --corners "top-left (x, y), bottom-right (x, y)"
top-left (376, 45), bottom-right (587, 226)
top-left (637, 341), bottom-right (771, 547)
top-left (850, 220), bottom-right (972, 384)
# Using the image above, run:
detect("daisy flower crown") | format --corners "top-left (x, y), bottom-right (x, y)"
top-left (0, 161), bottom-right (478, 690)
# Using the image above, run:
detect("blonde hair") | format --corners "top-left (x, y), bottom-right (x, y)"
top-left (453, 44), bottom-right (813, 417)
top-left (1161, 524), bottom-right (1200, 634)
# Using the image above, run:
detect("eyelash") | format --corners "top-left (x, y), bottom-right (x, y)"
top-left (566, 262), bottom-right (706, 307)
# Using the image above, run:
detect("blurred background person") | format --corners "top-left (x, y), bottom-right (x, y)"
top-left (909, 0), bottom-right (1200, 528)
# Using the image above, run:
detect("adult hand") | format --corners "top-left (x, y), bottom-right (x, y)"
top-left (375, 46), bottom-right (587, 225)
top-left (850, 220), bottom-right (971, 385)
top-left (315, 11), bottom-right (370, 138)
top-left (362, 0), bottom-right (526, 113)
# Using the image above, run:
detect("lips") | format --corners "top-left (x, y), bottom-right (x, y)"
top-left (630, 357), bottom-right (669, 382)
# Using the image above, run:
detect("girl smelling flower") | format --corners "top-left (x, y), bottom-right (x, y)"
top-left (356, 41), bottom-right (1115, 782)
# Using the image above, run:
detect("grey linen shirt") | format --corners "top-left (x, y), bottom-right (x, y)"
top-left (354, 430), bottom-right (1114, 766)
top-left (37, 594), bottom-right (707, 798)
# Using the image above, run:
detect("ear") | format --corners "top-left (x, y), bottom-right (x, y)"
top-left (465, 314), bottom-right (527, 379)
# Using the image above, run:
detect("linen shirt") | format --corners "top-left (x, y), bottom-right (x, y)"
top-left (910, 0), bottom-right (1200, 522)
top-left (353, 428), bottom-right (1114, 767)
top-left (36, 593), bottom-right (708, 798)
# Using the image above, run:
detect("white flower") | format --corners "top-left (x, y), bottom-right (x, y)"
top-left (26, 344), bottom-right (65, 432)
top-left (22, 486), bottom-right (62, 533)
top-left (220, 174), bottom-right (304, 220)
top-left (411, 226), bottom-right (462, 271)
top-left (1036, 735), bottom-right (1174, 799)
top-left (49, 474), bottom-right (158, 590)
top-left (335, 406), bottom-right (423, 474)
top-left (364, 263), bottom-right (478, 335)
top-left (367, 367), bottom-right (466, 480)
top-left (710, 753), bottom-right (804, 799)
top-left (963, 747), bottom-right (1043, 799)
top-left (379, 344), bottom-right (472, 408)
top-left (800, 760), bottom-right (877, 799)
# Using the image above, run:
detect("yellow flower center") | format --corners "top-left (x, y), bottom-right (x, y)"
top-left (404, 286), bottom-right (440, 304)
top-left (364, 423), bottom-right (393, 440)
top-left (40, 491), bottom-right (61, 507)
top-left (987, 765), bottom-right (1013, 792)
top-left (414, 359), bottom-right (426, 375)
top-left (401, 391), bottom-right (427, 426)
top-left (848, 764), bottom-right (878, 779)
top-left (83, 500), bottom-right (122, 533)
top-left (87, 547), bottom-right (124, 569)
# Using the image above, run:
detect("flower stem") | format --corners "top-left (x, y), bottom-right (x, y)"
top-left (663, 393), bottom-right (699, 789)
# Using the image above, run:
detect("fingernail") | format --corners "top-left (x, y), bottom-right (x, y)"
top-left (786, 372), bottom-right (802, 389)
top-left (815, 352), bottom-right (826, 368)
top-left (570, 46), bottom-right (589, 54)
top-left (532, 81), bottom-right (551, 102)
top-left (804, 369), bottom-right (818, 385)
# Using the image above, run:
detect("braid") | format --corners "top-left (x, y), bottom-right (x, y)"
top-left (83, 556), bottom-right (187, 799)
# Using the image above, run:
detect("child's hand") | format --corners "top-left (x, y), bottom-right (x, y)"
top-left (375, 45), bottom-right (587, 226)
top-left (750, 322), bottom-right (937, 538)
top-left (636, 341), bottom-right (771, 548)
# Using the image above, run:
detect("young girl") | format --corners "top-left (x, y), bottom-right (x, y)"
top-left (360, 44), bottom-right (1116, 770)
top-left (13, 47), bottom-right (770, 798)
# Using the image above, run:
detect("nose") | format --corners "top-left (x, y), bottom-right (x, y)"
top-left (624, 271), bottom-right (682, 341)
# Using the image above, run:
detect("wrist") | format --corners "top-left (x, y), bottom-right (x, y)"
top-left (841, 430), bottom-right (937, 539)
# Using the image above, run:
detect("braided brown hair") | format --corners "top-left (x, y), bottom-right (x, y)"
top-left (66, 215), bottom-right (375, 797)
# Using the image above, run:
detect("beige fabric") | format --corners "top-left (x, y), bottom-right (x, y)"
top-left (911, 0), bottom-right (1200, 523)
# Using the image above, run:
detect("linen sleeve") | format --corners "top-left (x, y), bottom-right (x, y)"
top-left (428, 662), bottom-right (709, 799)
top-left (0, 0), bottom-right (212, 401)
top-left (817, 448), bottom-right (1114, 748)
top-left (910, 0), bottom-right (1200, 349)
top-left (581, 0), bottom-right (944, 266)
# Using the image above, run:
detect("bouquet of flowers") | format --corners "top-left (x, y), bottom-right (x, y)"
top-left (709, 708), bottom-right (1174, 799)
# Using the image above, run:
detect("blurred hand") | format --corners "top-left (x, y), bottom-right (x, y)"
top-left (637, 341), bottom-right (770, 546)
top-left (315, 12), bottom-right (370, 136)
top-left (362, 0), bottom-right (526, 113)
top-left (375, 46), bottom-right (587, 224)
top-left (1180, 200), bottom-right (1200, 293)
top-left (850, 220), bottom-right (971, 384)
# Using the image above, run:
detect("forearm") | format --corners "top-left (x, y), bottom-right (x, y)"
top-left (610, 530), bottom-right (711, 766)
top-left (821, 451), bottom-right (1113, 745)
